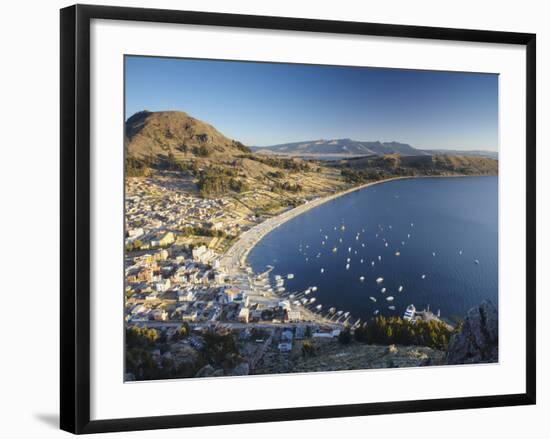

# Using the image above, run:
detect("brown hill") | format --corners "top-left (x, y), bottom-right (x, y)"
top-left (125, 110), bottom-right (250, 164)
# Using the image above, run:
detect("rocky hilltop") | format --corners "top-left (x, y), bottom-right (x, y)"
top-left (446, 300), bottom-right (499, 364)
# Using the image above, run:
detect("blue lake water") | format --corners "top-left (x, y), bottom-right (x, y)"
top-left (248, 176), bottom-right (498, 323)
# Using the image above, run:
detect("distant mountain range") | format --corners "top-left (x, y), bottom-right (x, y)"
top-left (252, 138), bottom-right (498, 160)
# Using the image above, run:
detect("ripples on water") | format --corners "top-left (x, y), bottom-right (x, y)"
top-left (248, 177), bottom-right (498, 323)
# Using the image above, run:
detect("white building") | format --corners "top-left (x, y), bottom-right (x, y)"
top-left (238, 307), bottom-right (250, 323)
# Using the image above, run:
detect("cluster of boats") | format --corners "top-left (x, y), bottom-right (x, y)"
top-left (281, 220), bottom-right (481, 323)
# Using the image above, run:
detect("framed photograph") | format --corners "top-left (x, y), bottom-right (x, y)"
top-left (60, 4), bottom-right (536, 434)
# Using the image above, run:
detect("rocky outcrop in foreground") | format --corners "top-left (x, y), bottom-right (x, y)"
top-left (446, 300), bottom-right (498, 365)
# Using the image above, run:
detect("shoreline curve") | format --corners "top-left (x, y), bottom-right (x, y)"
top-left (219, 176), bottom-right (413, 274)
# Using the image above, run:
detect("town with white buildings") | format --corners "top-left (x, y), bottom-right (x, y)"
top-left (124, 175), bottom-right (344, 380)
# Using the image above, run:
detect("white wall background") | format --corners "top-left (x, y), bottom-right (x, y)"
top-left (0, 0), bottom-right (546, 437)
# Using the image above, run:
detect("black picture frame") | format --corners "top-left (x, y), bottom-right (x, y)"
top-left (60, 4), bottom-right (536, 434)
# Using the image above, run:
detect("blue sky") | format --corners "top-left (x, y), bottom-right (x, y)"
top-left (125, 56), bottom-right (498, 150)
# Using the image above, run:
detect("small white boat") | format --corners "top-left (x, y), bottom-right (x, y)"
top-left (343, 312), bottom-right (350, 318)
top-left (459, 250), bottom-right (463, 255)
top-left (401, 241), bottom-right (405, 246)
top-left (336, 310), bottom-right (343, 316)
top-left (395, 251), bottom-right (401, 256)
top-left (373, 309), bottom-right (380, 315)
top-left (398, 285), bottom-right (404, 293)
top-left (360, 259), bottom-right (364, 263)
top-left (287, 273), bottom-right (294, 279)
top-left (332, 247), bottom-right (338, 253)
top-left (407, 233), bottom-right (411, 238)
top-left (316, 304), bottom-right (322, 310)
top-left (411, 222), bottom-right (414, 227)
top-left (348, 247), bottom-right (352, 253)
top-left (345, 264), bottom-right (350, 270)
top-left (378, 255), bottom-right (382, 261)
top-left (341, 225), bottom-right (346, 231)
top-left (359, 276), bottom-right (365, 282)
top-left (388, 305), bottom-right (396, 310)
top-left (309, 298), bottom-right (317, 304)
top-left (376, 277), bottom-right (384, 284)
top-left (381, 287), bottom-right (386, 293)
top-left (371, 261), bottom-right (375, 266)
top-left (311, 286), bottom-right (318, 292)
top-left (346, 257), bottom-right (351, 263)
top-left (421, 274), bottom-right (426, 279)
top-left (385, 242), bottom-right (389, 248)
top-left (320, 268), bottom-right (325, 273)
top-left (305, 288), bottom-right (311, 294)
top-left (432, 252), bottom-right (436, 257)
top-left (329, 307), bottom-right (336, 314)
top-left (369, 296), bottom-right (377, 302)
top-left (474, 259), bottom-right (480, 264)
top-left (321, 241), bottom-right (325, 245)
top-left (403, 304), bottom-right (416, 321)
top-left (386, 296), bottom-right (394, 301)
top-left (339, 238), bottom-right (343, 243)
top-left (362, 243), bottom-right (365, 247)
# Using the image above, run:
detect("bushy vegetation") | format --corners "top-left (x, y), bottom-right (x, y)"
top-left (125, 324), bottom-right (200, 381)
top-left (232, 140), bottom-right (251, 153)
top-left (271, 181), bottom-right (303, 193)
top-left (192, 145), bottom-right (211, 157)
top-left (200, 330), bottom-right (242, 370)
top-left (125, 239), bottom-right (143, 252)
top-left (354, 316), bottom-right (454, 350)
top-left (179, 226), bottom-right (227, 238)
top-left (340, 168), bottom-right (386, 184)
top-left (197, 167), bottom-right (250, 197)
top-left (268, 170), bottom-right (285, 179)
top-left (126, 326), bottom-right (160, 348)
top-left (172, 323), bottom-right (190, 341)
top-left (241, 154), bottom-right (311, 172)
top-left (125, 157), bottom-right (151, 177)
top-left (229, 178), bottom-right (250, 193)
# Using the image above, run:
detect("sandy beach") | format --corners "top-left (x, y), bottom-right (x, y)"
top-left (219, 176), bottom-right (412, 275)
